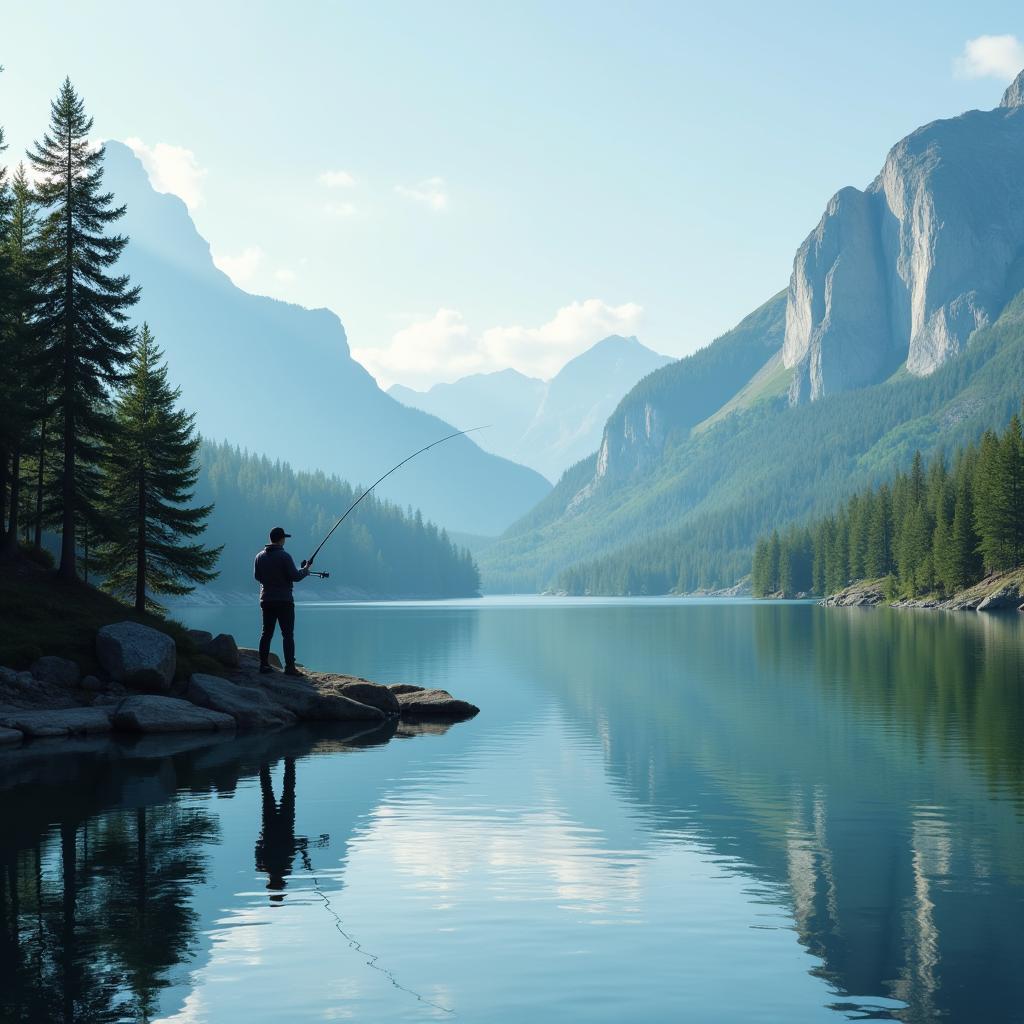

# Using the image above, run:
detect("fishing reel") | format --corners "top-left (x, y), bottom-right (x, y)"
top-left (301, 559), bottom-right (330, 579)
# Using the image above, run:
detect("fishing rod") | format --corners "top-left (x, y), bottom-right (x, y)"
top-left (304, 425), bottom-right (488, 569)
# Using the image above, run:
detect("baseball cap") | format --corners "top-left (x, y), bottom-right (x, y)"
top-left (269, 526), bottom-right (291, 542)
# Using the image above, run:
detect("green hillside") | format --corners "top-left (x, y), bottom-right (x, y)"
top-left (481, 292), bottom-right (1024, 594)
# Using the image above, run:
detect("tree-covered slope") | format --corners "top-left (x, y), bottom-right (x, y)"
top-left (193, 441), bottom-right (480, 598)
top-left (482, 292), bottom-right (1024, 593)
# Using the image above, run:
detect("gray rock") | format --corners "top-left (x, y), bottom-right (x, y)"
top-left (96, 622), bottom-right (176, 690)
top-left (188, 673), bottom-right (296, 729)
top-left (207, 633), bottom-right (240, 668)
top-left (318, 677), bottom-right (400, 714)
top-left (0, 707), bottom-right (112, 737)
top-left (112, 695), bottom-right (236, 733)
top-left (258, 675), bottom-right (384, 722)
top-left (30, 656), bottom-right (80, 687)
top-left (0, 726), bottom-right (23, 746)
top-left (238, 647), bottom-right (282, 669)
top-left (783, 90), bottom-right (1024, 401)
top-left (81, 675), bottom-right (105, 692)
top-left (387, 683), bottom-right (425, 695)
top-left (187, 629), bottom-right (214, 646)
top-left (395, 688), bottom-right (479, 719)
top-left (977, 586), bottom-right (1021, 611)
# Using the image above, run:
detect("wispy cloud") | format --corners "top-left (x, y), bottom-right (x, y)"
top-left (318, 169), bottom-right (356, 188)
top-left (323, 201), bottom-right (358, 218)
top-left (212, 245), bottom-right (265, 286)
top-left (124, 137), bottom-right (207, 211)
top-left (954, 34), bottom-right (1024, 80)
top-left (395, 176), bottom-right (448, 211)
top-left (352, 299), bottom-right (643, 388)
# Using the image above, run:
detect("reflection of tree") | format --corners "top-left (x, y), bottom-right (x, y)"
top-left (0, 804), bottom-right (217, 1023)
top-left (255, 758), bottom-right (313, 901)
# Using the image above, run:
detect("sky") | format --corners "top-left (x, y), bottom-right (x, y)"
top-left (2, 2), bottom-right (1023, 389)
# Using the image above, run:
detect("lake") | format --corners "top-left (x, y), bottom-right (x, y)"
top-left (2, 598), bottom-right (1023, 1023)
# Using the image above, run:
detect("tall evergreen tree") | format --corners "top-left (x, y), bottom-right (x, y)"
top-left (98, 326), bottom-right (220, 611)
top-left (29, 79), bottom-right (139, 580)
top-left (1, 165), bottom-right (43, 557)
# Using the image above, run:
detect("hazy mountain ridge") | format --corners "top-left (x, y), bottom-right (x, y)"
top-left (480, 73), bottom-right (1024, 592)
top-left (389, 336), bottom-right (671, 481)
top-left (104, 142), bottom-right (550, 536)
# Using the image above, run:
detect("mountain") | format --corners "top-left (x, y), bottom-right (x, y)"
top-left (390, 369), bottom-right (546, 469)
top-left (480, 72), bottom-right (1024, 592)
top-left (103, 142), bottom-right (550, 536)
top-left (389, 336), bottom-right (671, 481)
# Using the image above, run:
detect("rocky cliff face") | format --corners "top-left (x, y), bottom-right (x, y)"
top-left (785, 71), bottom-right (1024, 401)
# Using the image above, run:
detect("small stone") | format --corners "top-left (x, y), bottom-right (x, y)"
top-left (81, 675), bottom-right (105, 692)
top-left (187, 629), bottom-right (214, 646)
top-left (31, 656), bottom-right (81, 687)
top-left (387, 683), bottom-right (424, 695)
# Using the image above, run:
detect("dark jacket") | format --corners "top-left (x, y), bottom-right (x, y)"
top-left (254, 545), bottom-right (309, 602)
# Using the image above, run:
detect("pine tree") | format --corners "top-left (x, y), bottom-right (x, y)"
top-left (1, 165), bottom-right (43, 557)
top-left (942, 462), bottom-right (981, 593)
top-left (98, 326), bottom-right (220, 610)
top-left (864, 484), bottom-right (892, 578)
top-left (29, 79), bottom-right (140, 580)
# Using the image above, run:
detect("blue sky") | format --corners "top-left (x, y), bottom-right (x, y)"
top-left (2, 2), bottom-right (1023, 387)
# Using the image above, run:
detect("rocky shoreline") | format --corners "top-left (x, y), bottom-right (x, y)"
top-left (0, 620), bottom-right (478, 747)
top-left (820, 569), bottom-right (1024, 611)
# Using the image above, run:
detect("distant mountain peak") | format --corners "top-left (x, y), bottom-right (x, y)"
top-left (1000, 69), bottom-right (1024, 109)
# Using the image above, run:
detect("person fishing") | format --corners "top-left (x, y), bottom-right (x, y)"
top-left (254, 526), bottom-right (311, 675)
top-left (254, 427), bottom-right (484, 677)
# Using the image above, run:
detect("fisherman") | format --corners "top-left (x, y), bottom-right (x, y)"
top-left (254, 526), bottom-right (310, 676)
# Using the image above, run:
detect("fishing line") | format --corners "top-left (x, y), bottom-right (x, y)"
top-left (306, 426), bottom-right (488, 567)
top-left (304, 870), bottom-right (456, 1015)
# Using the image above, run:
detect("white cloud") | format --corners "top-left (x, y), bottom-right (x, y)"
top-left (319, 169), bottom-right (356, 188)
top-left (396, 176), bottom-right (448, 210)
top-left (324, 201), bottom-right (358, 218)
top-left (124, 137), bottom-right (207, 211)
top-left (954, 34), bottom-right (1024, 80)
top-left (352, 299), bottom-right (644, 388)
top-left (275, 267), bottom-right (296, 283)
top-left (212, 245), bottom-right (265, 286)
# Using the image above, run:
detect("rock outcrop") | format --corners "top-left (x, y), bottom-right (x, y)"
top-left (785, 75), bottom-right (1024, 401)
top-left (390, 685), bottom-right (480, 718)
top-left (96, 622), bottom-right (176, 690)
top-left (112, 695), bottom-right (236, 733)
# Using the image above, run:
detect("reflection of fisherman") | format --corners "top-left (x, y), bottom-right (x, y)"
top-left (254, 526), bottom-right (310, 676)
top-left (254, 759), bottom-right (310, 901)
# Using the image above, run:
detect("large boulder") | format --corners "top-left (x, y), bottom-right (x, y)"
top-left (314, 675), bottom-right (400, 715)
top-left (977, 585), bottom-right (1021, 611)
top-left (395, 688), bottom-right (479, 719)
top-left (96, 622), bottom-right (176, 690)
top-left (30, 656), bottom-right (80, 688)
top-left (238, 647), bottom-right (282, 669)
top-left (112, 695), bottom-right (235, 733)
top-left (258, 675), bottom-right (384, 722)
top-left (0, 707), bottom-right (112, 737)
top-left (188, 673), bottom-right (296, 729)
top-left (207, 633), bottom-right (240, 668)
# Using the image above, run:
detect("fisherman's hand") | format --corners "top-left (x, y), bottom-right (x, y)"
top-left (301, 559), bottom-right (309, 568)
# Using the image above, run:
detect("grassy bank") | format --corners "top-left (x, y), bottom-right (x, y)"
top-left (0, 557), bottom-right (224, 678)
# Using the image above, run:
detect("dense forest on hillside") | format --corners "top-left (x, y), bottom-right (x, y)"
top-left (195, 441), bottom-right (480, 597)
top-left (517, 292), bottom-right (1024, 596)
top-left (751, 412), bottom-right (1024, 599)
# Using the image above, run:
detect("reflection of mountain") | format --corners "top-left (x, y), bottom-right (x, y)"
top-left (480, 603), bottom-right (1024, 1022)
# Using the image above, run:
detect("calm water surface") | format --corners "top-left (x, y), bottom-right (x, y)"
top-left (2, 598), bottom-right (1023, 1023)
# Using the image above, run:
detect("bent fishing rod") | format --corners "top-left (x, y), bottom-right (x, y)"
top-left (303, 426), bottom-right (488, 571)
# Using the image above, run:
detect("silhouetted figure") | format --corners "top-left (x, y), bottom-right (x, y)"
top-left (255, 759), bottom-right (310, 902)
top-left (254, 526), bottom-right (310, 675)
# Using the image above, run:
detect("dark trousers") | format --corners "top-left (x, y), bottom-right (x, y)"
top-left (260, 600), bottom-right (296, 667)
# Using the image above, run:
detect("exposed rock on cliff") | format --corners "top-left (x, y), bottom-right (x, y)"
top-left (786, 74), bottom-right (1024, 400)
